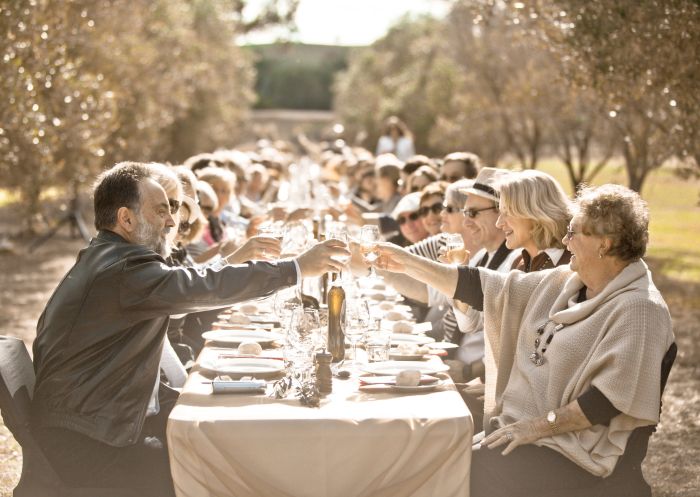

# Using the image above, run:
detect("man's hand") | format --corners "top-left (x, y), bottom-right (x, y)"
top-left (373, 242), bottom-right (411, 272)
top-left (226, 236), bottom-right (281, 264)
top-left (347, 240), bottom-right (370, 276)
top-left (295, 239), bottom-right (350, 278)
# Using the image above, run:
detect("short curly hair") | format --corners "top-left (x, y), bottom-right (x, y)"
top-left (575, 184), bottom-right (649, 262)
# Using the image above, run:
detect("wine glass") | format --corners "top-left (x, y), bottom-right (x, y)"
top-left (444, 233), bottom-right (466, 265)
top-left (360, 225), bottom-right (381, 279)
top-left (274, 286), bottom-right (302, 326)
top-left (285, 307), bottom-right (320, 380)
top-left (342, 299), bottom-right (370, 368)
top-left (326, 222), bottom-right (351, 269)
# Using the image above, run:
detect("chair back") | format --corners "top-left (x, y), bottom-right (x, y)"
top-left (0, 336), bottom-right (35, 447)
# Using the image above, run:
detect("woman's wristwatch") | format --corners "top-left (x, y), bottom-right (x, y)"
top-left (547, 410), bottom-right (558, 435)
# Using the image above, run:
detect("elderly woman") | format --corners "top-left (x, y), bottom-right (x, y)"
top-left (374, 184), bottom-right (675, 496)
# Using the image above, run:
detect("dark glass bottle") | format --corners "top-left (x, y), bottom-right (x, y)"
top-left (327, 273), bottom-right (345, 362)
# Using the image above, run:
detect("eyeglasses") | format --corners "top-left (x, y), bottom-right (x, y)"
top-left (397, 211), bottom-right (421, 225)
top-left (418, 203), bottom-right (443, 217)
top-left (565, 225), bottom-right (585, 241)
top-left (462, 206), bottom-right (497, 219)
top-left (168, 199), bottom-right (181, 215)
top-left (443, 204), bottom-right (462, 215)
top-left (441, 174), bottom-right (464, 183)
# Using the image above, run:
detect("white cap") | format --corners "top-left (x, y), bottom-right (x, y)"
top-left (458, 167), bottom-right (511, 202)
top-left (391, 192), bottom-right (422, 219)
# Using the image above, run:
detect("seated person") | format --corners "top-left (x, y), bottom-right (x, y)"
top-left (374, 184), bottom-right (674, 496)
top-left (31, 161), bottom-right (348, 496)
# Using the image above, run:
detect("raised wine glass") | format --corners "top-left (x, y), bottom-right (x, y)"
top-left (444, 233), bottom-right (466, 265)
top-left (360, 225), bottom-right (381, 279)
top-left (326, 222), bottom-right (351, 269)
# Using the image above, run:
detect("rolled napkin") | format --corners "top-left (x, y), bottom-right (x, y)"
top-left (211, 379), bottom-right (267, 394)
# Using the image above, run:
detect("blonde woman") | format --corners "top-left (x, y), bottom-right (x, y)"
top-left (496, 169), bottom-right (573, 271)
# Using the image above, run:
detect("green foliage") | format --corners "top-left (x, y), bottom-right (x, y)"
top-left (334, 1), bottom-right (699, 193)
top-left (334, 15), bottom-right (460, 155)
top-left (0, 0), bottom-right (295, 231)
top-left (251, 43), bottom-right (349, 110)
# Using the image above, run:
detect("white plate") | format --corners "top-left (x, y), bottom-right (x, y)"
top-left (390, 334), bottom-right (435, 345)
top-left (427, 341), bottom-right (459, 350)
top-left (389, 352), bottom-right (427, 361)
top-left (202, 329), bottom-right (284, 345)
top-left (392, 382), bottom-right (443, 393)
top-left (360, 360), bottom-right (449, 376)
top-left (199, 357), bottom-right (284, 375)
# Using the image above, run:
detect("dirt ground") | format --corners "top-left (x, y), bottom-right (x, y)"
top-left (1, 231), bottom-right (699, 496)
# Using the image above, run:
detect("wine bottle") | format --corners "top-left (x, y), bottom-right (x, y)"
top-left (327, 273), bottom-right (345, 362)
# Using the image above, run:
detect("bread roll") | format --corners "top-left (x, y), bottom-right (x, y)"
top-left (396, 370), bottom-right (421, 387)
top-left (239, 303), bottom-right (259, 314)
top-left (228, 313), bottom-right (251, 324)
top-left (392, 321), bottom-right (413, 334)
top-left (237, 341), bottom-right (262, 356)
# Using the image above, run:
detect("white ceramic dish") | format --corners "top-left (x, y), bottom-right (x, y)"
top-left (392, 382), bottom-right (443, 393)
top-left (427, 341), bottom-right (459, 350)
top-left (201, 329), bottom-right (283, 345)
top-left (389, 334), bottom-right (435, 345)
top-left (360, 360), bottom-right (449, 376)
top-left (199, 357), bottom-right (284, 375)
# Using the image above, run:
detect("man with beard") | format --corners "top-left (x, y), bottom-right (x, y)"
top-left (30, 162), bottom-right (348, 496)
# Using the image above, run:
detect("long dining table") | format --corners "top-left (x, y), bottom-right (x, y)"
top-left (167, 303), bottom-right (473, 497)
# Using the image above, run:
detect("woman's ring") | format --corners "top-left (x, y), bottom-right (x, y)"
top-left (506, 431), bottom-right (513, 441)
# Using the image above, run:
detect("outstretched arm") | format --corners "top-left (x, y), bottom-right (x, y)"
top-left (374, 242), bottom-right (460, 298)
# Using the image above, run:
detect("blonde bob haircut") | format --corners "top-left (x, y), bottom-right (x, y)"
top-left (498, 170), bottom-right (571, 250)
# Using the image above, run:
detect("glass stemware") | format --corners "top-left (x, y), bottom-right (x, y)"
top-left (326, 222), bottom-right (351, 268)
top-left (274, 286), bottom-right (302, 326)
top-left (285, 307), bottom-right (321, 380)
top-left (342, 299), bottom-right (370, 368)
top-left (360, 225), bottom-right (381, 279)
top-left (444, 233), bottom-right (466, 265)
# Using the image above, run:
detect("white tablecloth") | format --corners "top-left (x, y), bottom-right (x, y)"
top-left (167, 355), bottom-right (473, 497)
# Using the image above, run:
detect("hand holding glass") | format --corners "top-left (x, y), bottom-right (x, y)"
top-left (360, 225), bottom-right (381, 278)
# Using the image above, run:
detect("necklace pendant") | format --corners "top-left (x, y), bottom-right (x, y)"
top-left (529, 351), bottom-right (544, 366)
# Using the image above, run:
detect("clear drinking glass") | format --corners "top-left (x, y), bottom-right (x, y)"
top-left (360, 225), bottom-right (381, 279)
top-left (274, 286), bottom-right (302, 326)
top-left (326, 222), bottom-right (351, 267)
top-left (342, 299), bottom-right (370, 368)
top-left (444, 233), bottom-right (466, 265)
top-left (285, 307), bottom-right (320, 379)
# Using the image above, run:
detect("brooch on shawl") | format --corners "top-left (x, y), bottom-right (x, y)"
top-left (530, 321), bottom-right (566, 366)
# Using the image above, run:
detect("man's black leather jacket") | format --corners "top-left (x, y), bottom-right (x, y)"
top-left (32, 230), bottom-right (296, 447)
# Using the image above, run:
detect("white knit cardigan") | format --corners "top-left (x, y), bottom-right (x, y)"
top-left (479, 260), bottom-right (674, 477)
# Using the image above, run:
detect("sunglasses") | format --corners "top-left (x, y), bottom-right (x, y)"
top-left (462, 206), bottom-right (497, 218)
top-left (168, 199), bottom-right (181, 215)
top-left (397, 211), bottom-right (421, 225)
top-left (443, 204), bottom-right (463, 214)
top-left (441, 174), bottom-right (464, 183)
top-left (418, 203), bottom-right (444, 217)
